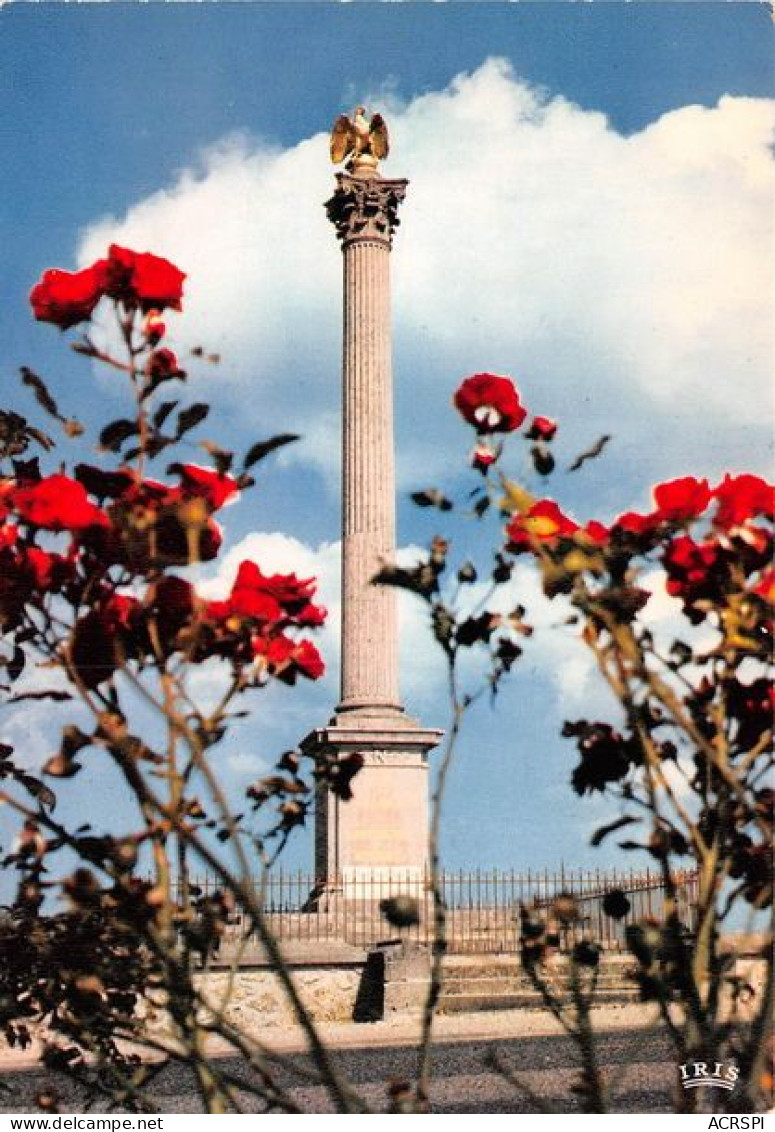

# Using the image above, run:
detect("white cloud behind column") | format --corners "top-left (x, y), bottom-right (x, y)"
top-left (77, 58), bottom-right (774, 497)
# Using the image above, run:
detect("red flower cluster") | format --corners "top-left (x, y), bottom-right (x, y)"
top-left (202, 561), bottom-right (326, 684)
top-left (0, 535), bottom-right (74, 629)
top-left (72, 463), bottom-right (241, 571)
top-left (11, 247), bottom-right (326, 705)
top-left (30, 245), bottom-right (186, 330)
top-left (63, 556), bottom-right (327, 690)
top-left (505, 499), bottom-right (579, 552)
top-left (610, 474), bottom-right (774, 540)
top-left (663, 535), bottom-right (721, 608)
top-left (454, 374), bottom-right (527, 434)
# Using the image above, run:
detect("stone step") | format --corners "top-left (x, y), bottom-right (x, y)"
top-left (438, 987), bottom-right (638, 1013)
top-left (440, 974), bottom-right (635, 996)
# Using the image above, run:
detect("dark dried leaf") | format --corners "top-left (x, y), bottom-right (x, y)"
top-left (25, 427), bottom-right (55, 452)
top-left (99, 419), bottom-right (139, 453)
top-left (7, 690), bottom-right (72, 704)
top-left (12, 457), bottom-right (41, 483)
top-left (200, 440), bottom-right (233, 475)
top-left (153, 400), bottom-right (179, 429)
top-left (602, 890), bottom-right (631, 920)
top-left (456, 613), bottom-right (498, 647)
top-left (410, 489), bottom-right (453, 512)
top-left (457, 561), bottom-right (478, 584)
top-left (380, 895), bottom-right (419, 928)
top-left (243, 433), bottom-right (299, 470)
top-left (71, 340), bottom-right (98, 358)
top-left (176, 403), bottom-right (210, 439)
top-left (568, 434), bottom-right (611, 473)
top-left (19, 367), bottom-right (60, 419)
top-left (19, 774), bottom-right (56, 809)
top-left (590, 815), bottom-right (639, 847)
top-left (7, 648), bottom-right (25, 683)
top-left (531, 444), bottom-right (555, 477)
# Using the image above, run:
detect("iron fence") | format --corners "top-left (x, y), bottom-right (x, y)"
top-left (179, 866), bottom-right (699, 955)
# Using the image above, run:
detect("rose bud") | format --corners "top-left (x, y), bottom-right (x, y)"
top-left (143, 309), bottom-right (166, 343)
top-left (526, 415), bottom-right (558, 442)
top-left (471, 441), bottom-right (499, 474)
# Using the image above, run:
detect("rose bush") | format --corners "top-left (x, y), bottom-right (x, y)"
top-left (378, 369), bottom-right (773, 1113)
top-left (0, 248), bottom-right (356, 1114)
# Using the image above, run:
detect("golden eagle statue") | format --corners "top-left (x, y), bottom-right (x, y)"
top-left (330, 106), bottom-right (390, 171)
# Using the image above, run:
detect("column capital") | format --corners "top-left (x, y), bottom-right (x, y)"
top-left (325, 173), bottom-right (408, 249)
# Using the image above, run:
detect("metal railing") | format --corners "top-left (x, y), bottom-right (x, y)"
top-left (180, 866), bottom-right (699, 955)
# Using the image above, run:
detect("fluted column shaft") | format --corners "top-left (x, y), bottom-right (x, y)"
top-left (340, 237), bottom-right (398, 710)
top-left (326, 172), bottom-right (408, 715)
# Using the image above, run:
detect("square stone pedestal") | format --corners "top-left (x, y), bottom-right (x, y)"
top-left (301, 714), bottom-right (442, 885)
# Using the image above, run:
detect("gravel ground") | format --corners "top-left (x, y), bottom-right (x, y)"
top-left (0, 1004), bottom-right (700, 1114)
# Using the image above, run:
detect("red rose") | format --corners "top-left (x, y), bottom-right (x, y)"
top-left (23, 547), bottom-right (71, 592)
top-left (228, 561), bottom-right (284, 623)
top-left (713, 474), bottom-right (775, 530)
top-left (580, 520), bottom-right (609, 546)
top-left (663, 535), bottom-right (720, 603)
top-left (526, 416), bottom-right (558, 442)
top-left (29, 262), bottom-right (107, 329)
top-left (612, 511), bottom-right (658, 536)
top-left (295, 601), bottom-right (327, 627)
top-left (506, 499), bottom-right (579, 552)
top-left (236, 563), bottom-right (317, 612)
top-left (177, 464), bottom-right (240, 511)
top-left (454, 373), bottom-right (527, 434)
top-left (294, 639), bottom-right (325, 680)
top-left (149, 348), bottom-right (185, 381)
top-left (12, 474), bottom-right (109, 532)
top-left (254, 633), bottom-right (295, 668)
top-left (104, 244), bottom-right (186, 311)
top-left (653, 477), bottom-right (711, 521)
top-left (0, 523), bottom-right (19, 549)
top-left (253, 634), bottom-right (325, 683)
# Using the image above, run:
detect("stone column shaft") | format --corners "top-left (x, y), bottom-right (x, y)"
top-left (340, 235), bottom-right (400, 711)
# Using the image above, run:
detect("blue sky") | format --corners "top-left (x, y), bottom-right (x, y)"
top-left (1, 2), bottom-right (773, 882)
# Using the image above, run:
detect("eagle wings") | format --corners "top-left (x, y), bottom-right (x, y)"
top-left (330, 110), bottom-right (390, 166)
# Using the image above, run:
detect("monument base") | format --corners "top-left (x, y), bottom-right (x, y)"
top-left (301, 712), bottom-right (443, 882)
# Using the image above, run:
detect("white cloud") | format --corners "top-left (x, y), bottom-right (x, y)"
top-left (76, 59), bottom-right (774, 494)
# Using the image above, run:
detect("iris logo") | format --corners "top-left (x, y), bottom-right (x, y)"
top-left (679, 1061), bottom-right (740, 1091)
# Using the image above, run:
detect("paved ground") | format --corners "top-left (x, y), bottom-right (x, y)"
top-left (0, 1004), bottom-right (693, 1114)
